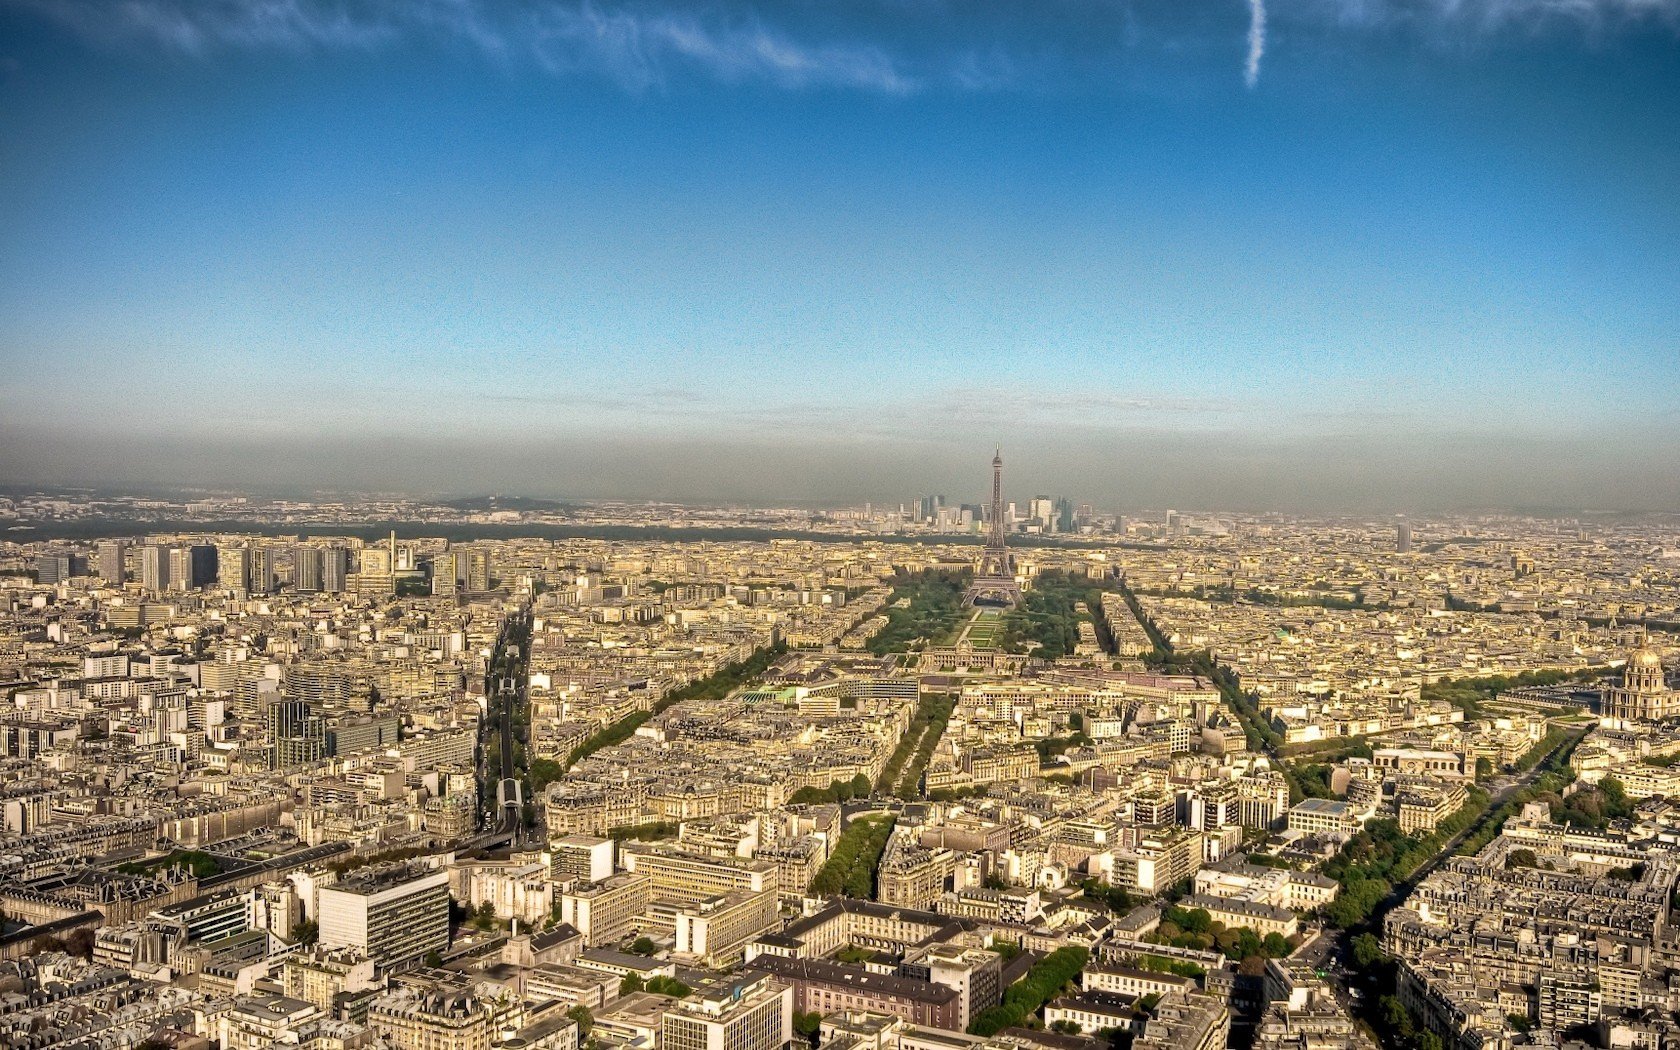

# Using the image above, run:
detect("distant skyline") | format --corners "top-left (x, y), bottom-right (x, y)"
top-left (1, 1), bottom-right (1677, 510)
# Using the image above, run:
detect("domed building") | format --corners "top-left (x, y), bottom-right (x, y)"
top-left (1601, 647), bottom-right (1678, 723)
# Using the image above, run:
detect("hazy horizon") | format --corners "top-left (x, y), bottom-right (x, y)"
top-left (5, 422), bottom-right (1679, 516)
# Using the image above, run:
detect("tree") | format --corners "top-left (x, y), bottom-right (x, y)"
top-left (568, 1005), bottom-right (594, 1037)
top-left (473, 900), bottom-right (497, 930)
top-left (425, 950), bottom-right (444, 968)
top-left (1050, 1021), bottom-right (1083, 1035)
top-left (64, 928), bottom-right (96, 960)
top-left (794, 1011), bottom-right (825, 1044)
top-left (645, 976), bottom-right (692, 997)
top-left (620, 973), bottom-right (645, 996)
top-left (290, 920), bottom-right (319, 946)
top-left (629, 936), bottom-right (657, 956)
top-left (1351, 933), bottom-right (1384, 970)
top-left (851, 773), bottom-right (872, 797)
top-left (1379, 996), bottom-right (1414, 1038)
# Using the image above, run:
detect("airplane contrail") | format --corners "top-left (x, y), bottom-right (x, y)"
top-left (1245, 0), bottom-right (1266, 88)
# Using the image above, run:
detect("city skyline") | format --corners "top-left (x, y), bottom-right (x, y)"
top-left (2, 2), bottom-right (1678, 509)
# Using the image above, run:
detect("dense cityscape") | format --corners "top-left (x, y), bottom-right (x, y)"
top-left (4, 0), bottom-right (1677, 1049)
top-left (2, 450), bottom-right (1678, 1050)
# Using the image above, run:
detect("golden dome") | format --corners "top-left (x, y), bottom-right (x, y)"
top-left (1630, 648), bottom-right (1664, 669)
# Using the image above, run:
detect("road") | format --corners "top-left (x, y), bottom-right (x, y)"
top-left (480, 605), bottom-right (534, 843)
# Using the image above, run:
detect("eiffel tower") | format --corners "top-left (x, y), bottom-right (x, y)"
top-left (965, 447), bottom-right (1023, 608)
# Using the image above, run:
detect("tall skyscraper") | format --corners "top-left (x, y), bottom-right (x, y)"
top-left (359, 546), bottom-right (392, 576)
top-left (172, 544), bottom-right (217, 589)
top-left (168, 547), bottom-right (193, 591)
top-left (97, 540), bottom-right (128, 584)
top-left (1030, 495), bottom-right (1055, 530)
top-left (1396, 520), bottom-right (1413, 553)
top-left (466, 548), bottom-right (491, 592)
top-left (431, 551), bottom-right (459, 596)
top-left (356, 545), bottom-right (396, 596)
top-left (249, 546), bottom-right (272, 594)
top-left (218, 545), bottom-right (251, 592)
top-left (322, 547), bottom-right (348, 593)
top-left (35, 555), bottom-right (72, 585)
top-left (141, 545), bottom-right (172, 592)
top-left (294, 546), bottom-right (323, 592)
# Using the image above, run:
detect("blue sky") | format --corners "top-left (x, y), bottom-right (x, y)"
top-left (0, 0), bottom-right (1677, 509)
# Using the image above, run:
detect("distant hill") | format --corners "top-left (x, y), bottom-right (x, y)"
top-left (441, 495), bottom-right (577, 515)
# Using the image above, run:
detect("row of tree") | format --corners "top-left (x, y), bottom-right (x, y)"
top-left (968, 946), bottom-right (1090, 1036)
top-left (1323, 789), bottom-right (1489, 928)
top-left (809, 815), bottom-right (897, 899)
top-left (788, 774), bottom-right (873, 806)
top-left (877, 693), bottom-right (954, 797)
top-left (562, 643), bottom-right (789, 770)
top-left (1150, 905), bottom-right (1296, 961)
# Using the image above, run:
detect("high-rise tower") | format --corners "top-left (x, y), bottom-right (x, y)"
top-left (966, 447), bottom-right (1022, 608)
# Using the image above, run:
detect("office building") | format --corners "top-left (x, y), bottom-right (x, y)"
top-left (267, 697), bottom-right (326, 769)
top-left (467, 548), bottom-right (492, 592)
top-left (660, 976), bottom-right (792, 1050)
top-left (674, 889), bottom-right (779, 965)
top-left (619, 844), bottom-right (778, 905)
top-left (356, 545), bottom-right (396, 596)
top-left (250, 546), bottom-right (272, 594)
top-left (219, 545), bottom-right (251, 592)
top-left (169, 547), bottom-right (193, 591)
top-left (432, 551), bottom-right (459, 596)
top-left (97, 539), bottom-right (128, 584)
top-left (294, 546), bottom-right (323, 592)
top-left (141, 545), bottom-right (172, 592)
top-left (322, 546), bottom-right (348, 592)
top-left (317, 864), bottom-right (450, 966)
top-left (553, 835), bottom-right (616, 884)
top-left (36, 555), bottom-right (72, 585)
top-left (560, 873), bottom-right (652, 947)
top-left (171, 544), bottom-right (216, 590)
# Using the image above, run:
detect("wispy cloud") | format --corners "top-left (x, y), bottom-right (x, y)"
top-left (1303, 0), bottom-right (1680, 31)
top-left (6, 0), bottom-right (921, 92)
top-left (522, 2), bottom-right (913, 92)
top-left (1245, 0), bottom-right (1267, 87)
top-left (5, 0), bottom-right (1678, 93)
